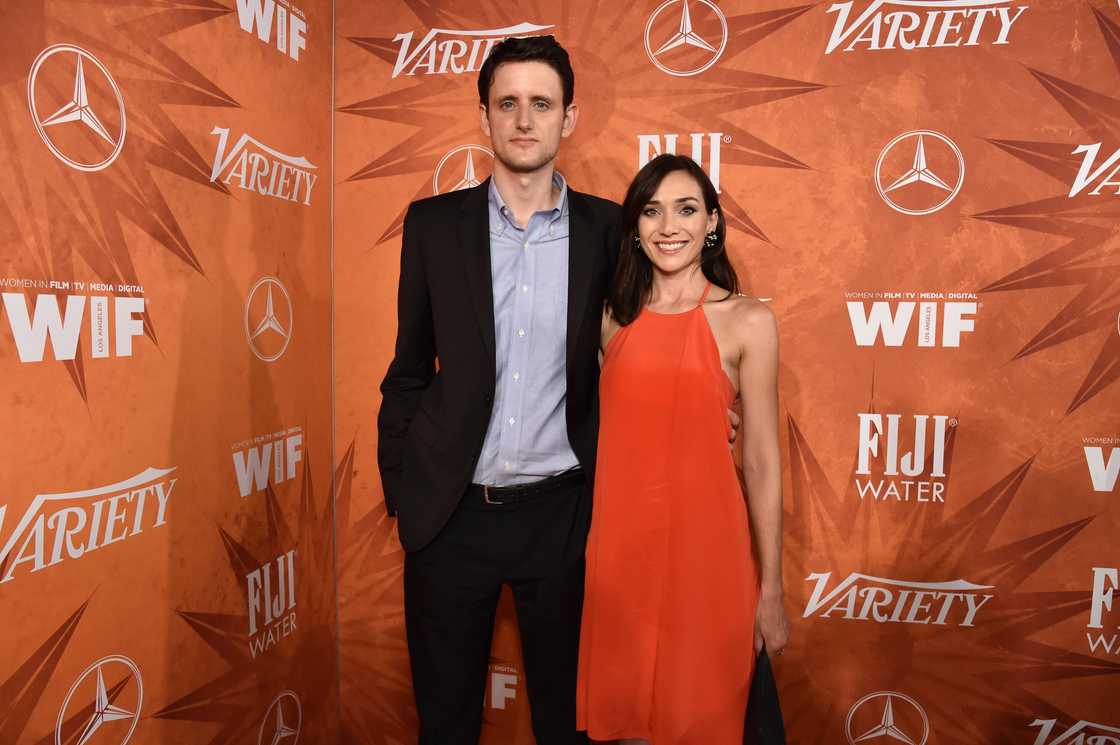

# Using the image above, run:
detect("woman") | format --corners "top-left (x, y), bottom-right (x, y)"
top-left (576, 154), bottom-right (790, 745)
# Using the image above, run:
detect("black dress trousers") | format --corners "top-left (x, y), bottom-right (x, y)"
top-left (403, 477), bottom-right (592, 745)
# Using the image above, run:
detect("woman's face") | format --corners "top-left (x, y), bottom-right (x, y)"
top-left (637, 169), bottom-right (718, 276)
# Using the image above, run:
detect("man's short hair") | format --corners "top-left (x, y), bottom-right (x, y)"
top-left (477, 35), bottom-right (574, 109)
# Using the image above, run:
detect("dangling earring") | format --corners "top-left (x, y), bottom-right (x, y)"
top-left (703, 231), bottom-right (718, 249)
top-left (633, 235), bottom-right (642, 248)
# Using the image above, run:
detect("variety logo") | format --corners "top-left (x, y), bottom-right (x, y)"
top-left (209, 127), bottom-right (318, 206)
top-left (433, 145), bottom-right (493, 195)
top-left (244, 276), bottom-right (293, 363)
top-left (258, 690), bottom-right (301, 745)
top-left (390, 22), bottom-right (554, 78)
top-left (846, 292), bottom-right (978, 347)
top-left (875, 130), bottom-right (965, 215)
top-left (845, 691), bottom-right (929, 745)
top-left (487, 661), bottom-right (520, 710)
top-left (855, 413), bottom-right (953, 504)
top-left (1087, 567), bottom-right (1118, 656)
top-left (28, 44), bottom-right (126, 172)
top-left (803, 572), bottom-right (995, 626)
top-left (638, 132), bottom-right (725, 192)
top-left (232, 426), bottom-right (304, 498)
top-left (1029, 719), bottom-right (1120, 745)
top-left (55, 655), bottom-right (143, 745)
top-left (236, 0), bottom-right (308, 62)
top-left (1069, 143), bottom-right (1120, 197)
top-left (1083, 437), bottom-right (1119, 493)
top-left (247, 550), bottom-right (298, 659)
top-left (1, 284), bottom-right (145, 362)
top-left (0, 468), bottom-right (175, 585)
top-left (825, 0), bottom-right (1029, 54)
top-left (644, 0), bottom-right (728, 77)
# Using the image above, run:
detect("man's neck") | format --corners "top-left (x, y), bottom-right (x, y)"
top-left (492, 161), bottom-right (560, 228)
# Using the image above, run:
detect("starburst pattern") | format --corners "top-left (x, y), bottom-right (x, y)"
top-left (151, 456), bottom-right (338, 745)
top-left (337, 0), bottom-right (823, 247)
top-left (974, 3), bottom-right (1120, 414)
top-left (0, 0), bottom-right (239, 402)
top-left (334, 440), bottom-right (414, 745)
top-left (780, 412), bottom-right (1118, 744)
top-left (0, 599), bottom-right (89, 743)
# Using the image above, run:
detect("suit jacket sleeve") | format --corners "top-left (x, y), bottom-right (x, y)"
top-left (377, 203), bottom-right (435, 516)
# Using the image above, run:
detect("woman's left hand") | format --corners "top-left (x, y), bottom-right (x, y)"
top-left (754, 586), bottom-right (790, 656)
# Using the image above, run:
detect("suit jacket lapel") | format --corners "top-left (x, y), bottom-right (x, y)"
top-left (566, 190), bottom-right (596, 368)
top-left (459, 180), bottom-right (496, 372)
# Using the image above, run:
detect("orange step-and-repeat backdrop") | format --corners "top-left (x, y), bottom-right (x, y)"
top-left (333, 1), bottom-right (1119, 744)
top-left (1, 2), bottom-right (336, 744)
top-left (3, 1), bottom-right (1118, 744)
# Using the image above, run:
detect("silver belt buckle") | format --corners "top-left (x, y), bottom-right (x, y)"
top-left (483, 485), bottom-right (501, 505)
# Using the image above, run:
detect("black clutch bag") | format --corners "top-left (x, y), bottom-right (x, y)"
top-left (744, 648), bottom-right (786, 745)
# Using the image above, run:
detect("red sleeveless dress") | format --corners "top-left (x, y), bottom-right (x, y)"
top-left (577, 285), bottom-right (758, 744)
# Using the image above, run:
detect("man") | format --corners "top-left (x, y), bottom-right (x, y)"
top-left (377, 35), bottom-right (619, 745)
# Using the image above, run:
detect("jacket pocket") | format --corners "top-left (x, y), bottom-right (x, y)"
top-left (408, 405), bottom-right (442, 449)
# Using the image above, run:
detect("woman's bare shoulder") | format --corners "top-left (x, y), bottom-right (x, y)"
top-left (709, 291), bottom-right (775, 329)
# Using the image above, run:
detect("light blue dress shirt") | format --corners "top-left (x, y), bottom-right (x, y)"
top-left (472, 173), bottom-right (579, 486)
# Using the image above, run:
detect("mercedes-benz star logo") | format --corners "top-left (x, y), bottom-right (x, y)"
top-left (244, 276), bottom-right (293, 362)
top-left (28, 44), bottom-right (127, 172)
top-left (258, 690), bottom-right (302, 745)
top-left (56, 655), bottom-right (143, 745)
top-left (875, 130), bottom-right (965, 216)
top-left (433, 144), bottom-right (494, 194)
top-left (845, 691), bottom-right (930, 745)
top-left (644, 0), bottom-right (728, 77)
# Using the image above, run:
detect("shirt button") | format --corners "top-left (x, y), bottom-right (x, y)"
top-left (503, 461), bottom-right (512, 471)
top-left (522, 241), bottom-right (529, 250)
top-left (513, 372), bottom-right (520, 381)
top-left (521, 285), bottom-right (528, 293)
top-left (508, 417), bottom-right (516, 425)
top-left (517, 328), bottom-right (525, 337)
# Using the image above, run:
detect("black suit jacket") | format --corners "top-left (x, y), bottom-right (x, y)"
top-left (377, 178), bottom-right (620, 552)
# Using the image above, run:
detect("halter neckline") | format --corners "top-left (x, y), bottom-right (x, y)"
top-left (643, 283), bottom-right (712, 317)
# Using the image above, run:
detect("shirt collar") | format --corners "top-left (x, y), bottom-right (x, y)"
top-left (488, 172), bottom-right (568, 232)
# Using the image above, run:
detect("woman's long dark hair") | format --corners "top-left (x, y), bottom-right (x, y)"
top-left (607, 153), bottom-right (739, 325)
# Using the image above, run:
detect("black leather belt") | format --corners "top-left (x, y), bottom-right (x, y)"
top-left (464, 469), bottom-right (585, 506)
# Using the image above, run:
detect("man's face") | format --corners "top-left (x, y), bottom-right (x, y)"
top-left (480, 61), bottom-right (577, 174)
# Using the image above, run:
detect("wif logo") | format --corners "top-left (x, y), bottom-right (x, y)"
top-left (637, 133), bottom-right (725, 192)
top-left (1087, 567), bottom-right (1118, 657)
top-left (846, 292), bottom-right (978, 347)
top-left (1029, 719), bottom-right (1120, 745)
top-left (803, 571), bottom-right (994, 626)
top-left (824, 0), bottom-right (1028, 54)
top-left (390, 22), bottom-right (554, 78)
top-left (1083, 438), bottom-right (1119, 493)
top-left (486, 662), bottom-right (520, 710)
top-left (0, 468), bottom-right (175, 585)
top-left (232, 427), bottom-right (304, 498)
top-left (1, 287), bottom-right (145, 363)
top-left (236, 0), bottom-right (307, 62)
top-left (1069, 143), bottom-right (1120, 197)
top-left (247, 550), bottom-right (297, 659)
top-left (855, 413), bottom-right (953, 504)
